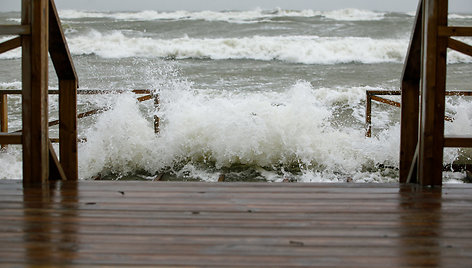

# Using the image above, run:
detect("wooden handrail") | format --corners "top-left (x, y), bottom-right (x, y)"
top-left (1, 90), bottom-right (160, 148)
top-left (366, 90), bottom-right (470, 138)
top-left (438, 26), bottom-right (472, 37)
top-left (0, 25), bottom-right (31, 35)
top-left (448, 38), bottom-right (472, 57)
top-left (0, 37), bottom-right (22, 54)
top-left (48, 0), bottom-right (77, 81)
top-left (0, 89), bottom-right (153, 95)
top-left (0, 133), bottom-right (22, 145)
top-left (444, 136), bottom-right (472, 148)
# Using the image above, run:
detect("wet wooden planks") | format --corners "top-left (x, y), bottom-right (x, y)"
top-left (0, 181), bottom-right (472, 267)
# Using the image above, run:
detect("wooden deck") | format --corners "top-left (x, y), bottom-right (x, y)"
top-left (1, 181), bottom-right (472, 267)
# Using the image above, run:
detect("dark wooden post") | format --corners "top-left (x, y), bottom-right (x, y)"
top-left (154, 94), bottom-right (160, 134)
top-left (0, 93), bottom-right (7, 149)
top-left (365, 92), bottom-right (372, 138)
top-left (58, 80), bottom-right (78, 180)
top-left (22, 0), bottom-right (50, 185)
top-left (399, 0), bottom-right (422, 183)
top-left (0, 93), bottom-right (7, 133)
top-left (49, 0), bottom-right (79, 181)
top-left (418, 0), bottom-right (448, 186)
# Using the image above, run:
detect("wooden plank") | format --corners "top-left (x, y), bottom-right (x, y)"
top-left (0, 93), bottom-right (7, 133)
top-left (400, 0), bottom-right (422, 184)
top-left (438, 26), bottom-right (472, 37)
top-left (59, 79), bottom-right (78, 181)
top-left (0, 37), bottom-right (21, 54)
top-left (48, 0), bottom-right (77, 81)
top-left (21, 0), bottom-right (50, 185)
top-left (418, 0), bottom-right (448, 186)
top-left (154, 94), bottom-right (160, 133)
top-left (444, 136), bottom-right (472, 148)
top-left (0, 181), bottom-right (471, 267)
top-left (371, 95), bottom-right (401, 108)
top-left (365, 92), bottom-right (372, 137)
top-left (48, 141), bottom-right (67, 180)
top-left (448, 38), bottom-right (472, 57)
top-left (0, 133), bottom-right (22, 144)
top-left (0, 25), bottom-right (30, 35)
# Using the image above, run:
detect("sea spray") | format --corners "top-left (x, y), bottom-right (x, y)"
top-left (77, 71), bottom-right (403, 182)
top-left (1, 8), bottom-right (470, 182)
top-left (57, 8), bottom-right (387, 23)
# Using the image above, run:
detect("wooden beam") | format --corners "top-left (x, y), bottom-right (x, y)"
top-left (448, 38), bottom-right (472, 57)
top-left (417, 0), bottom-right (449, 186)
top-left (0, 93), bottom-right (7, 133)
top-left (0, 37), bottom-right (21, 54)
top-left (399, 0), bottom-right (422, 184)
top-left (0, 133), bottom-right (22, 144)
top-left (401, 0), bottom-right (423, 83)
top-left (22, 0), bottom-right (50, 186)
top-left (154, 94), bottom-right (160, 134)
top-left (0, 93), bottom-right (7, 149)
top-left (438, 26), bottom-right (472, 37)
top-left (0, 25), bottom-right (30, 35)
top-left (365, 92), bottom-right (372, 137)
top-left (48, 141), bottom-right (67, 180)
top-left (444, 136), bottom-right (472, 148)
top-left (371, 95), bottom-right (401, 108)
top-left (59, 80), bottom-right (78, 181)
top-left (48, 0), bottom-right (77, 81)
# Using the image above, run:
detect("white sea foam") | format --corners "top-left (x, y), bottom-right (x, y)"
top-left (449, 14), bottom-right (472, 20)
top-left (58, 8), bottom-right (386, 23)
top-left (63, 30), bottom-right (408, 64)
top-left (321, 8), bottom-right (385, 21)
top-left (77, 81), bottom-right (402, 181)
top-left (2, 28), bottom-right (470, 64)
top-left (1, 66), bottom-right (469, 182)
top-left (67, 31), bottom-right (472, 64)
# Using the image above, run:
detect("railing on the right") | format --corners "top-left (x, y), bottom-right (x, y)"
top-left (365, 90), bottom-right (471, 138)
top-left (399, 0), bottom-right (472, 186)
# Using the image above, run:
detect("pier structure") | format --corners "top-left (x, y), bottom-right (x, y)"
top-left (0, 0), bottom-right (472, 267)
top-left (399, 0), bottom-right (472, 186)
top-left (0, 0), bottom-right (78, 185)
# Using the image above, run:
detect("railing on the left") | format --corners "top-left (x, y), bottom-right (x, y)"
top-left (0, 0), bottom-right (78, 186)
top-left (0, 89), bottom-right (160, 145)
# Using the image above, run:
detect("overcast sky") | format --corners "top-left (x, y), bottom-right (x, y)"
top-left (1, 0), bottom-right (471, 13)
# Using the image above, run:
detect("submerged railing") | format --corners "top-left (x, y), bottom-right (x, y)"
top-left (0, 89), bottom-right (160, 148)
top-left (365, 89), bottom-right (472, 138)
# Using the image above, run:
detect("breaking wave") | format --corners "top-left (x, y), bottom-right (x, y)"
top-left (2, 31), bottom-right (470, 64)
top-left (58, 8), bottom-right (386, 23)
top-left (67, 31), bottom-right (407, 64)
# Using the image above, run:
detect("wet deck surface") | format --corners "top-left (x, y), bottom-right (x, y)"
top-left (0, 181), bottom-right (472, 267)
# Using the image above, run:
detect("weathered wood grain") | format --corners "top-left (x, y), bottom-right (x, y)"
top-left (0, 181), bottom-right (471, 267)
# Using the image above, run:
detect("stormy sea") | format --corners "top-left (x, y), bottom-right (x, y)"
top-left (0, 8), bottom-right (471, 182)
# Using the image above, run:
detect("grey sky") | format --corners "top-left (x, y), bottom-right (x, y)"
top-left (1, 0), bottom-right (471, 13)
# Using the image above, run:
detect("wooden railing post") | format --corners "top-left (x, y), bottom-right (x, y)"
top-left (154, 94), bottom-right (160, 134)
top-left (400, 0), bottom-right (422, 183)
top-left (59, 80), bottom-right (78, 180)
top-left (0, 93), bottom-right (7, 149)
top-left (417, 0), bottom-right (448, 186)
top-left (22, 0), bottom-right (50, 185)
top-left (49, 0), bottom-right (78, 181)
top-left (365, 92), bottom-right (372, 138)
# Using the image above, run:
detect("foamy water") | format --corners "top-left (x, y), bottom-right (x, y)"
top-left (58, 8), bottom-right (387, 23)
top-left (0, 8), bottom-right (471, 182)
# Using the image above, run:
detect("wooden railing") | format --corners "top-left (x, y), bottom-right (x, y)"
top-left (0, 89), bottom-right (160, 147)
top-left (400, 0), bottom-right (472, 186)
top-left (0, 0), bottom-right (78, 184)
top-left (366, 90), bottom-right (472, 137)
